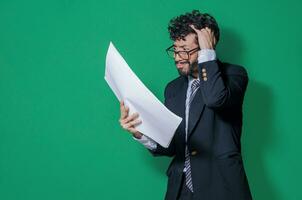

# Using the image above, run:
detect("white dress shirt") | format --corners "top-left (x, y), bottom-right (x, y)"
top-left (133, 49), bottom-right (216, 154)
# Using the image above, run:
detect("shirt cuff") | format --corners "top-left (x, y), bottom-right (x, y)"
top-left (198, 49), bottom-right (216, 64)
top-left (133, 134), bottom-right (157, 150)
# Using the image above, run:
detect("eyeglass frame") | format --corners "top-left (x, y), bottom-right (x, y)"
top-left (166, 45), bottom-right (200, 60)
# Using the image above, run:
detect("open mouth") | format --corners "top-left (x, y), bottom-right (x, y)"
top-left (175, 60), bottom-right (189, 68)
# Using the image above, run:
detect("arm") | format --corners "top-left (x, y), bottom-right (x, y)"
top-left (190, 25), bottom-right (248, 110)
top-left (132, 134), bottom-right (157, 150)
top-left (133, 133), bottom-right (176, 157)
top-left (198, 60), bottom-right (248, 109)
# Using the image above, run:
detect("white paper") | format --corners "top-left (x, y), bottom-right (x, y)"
top-left (104, 42), bottom-right (182, 148)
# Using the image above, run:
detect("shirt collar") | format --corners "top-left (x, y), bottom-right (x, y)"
top-left (188, 75), bottom-right (199, 84)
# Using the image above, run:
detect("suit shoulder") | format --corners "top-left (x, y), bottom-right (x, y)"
top-left (221, 62), bottom-right (248, 77)
top-left (165, 76), bottom-right (184, 90)
top-left (164, 76), bottom-right (185, 97)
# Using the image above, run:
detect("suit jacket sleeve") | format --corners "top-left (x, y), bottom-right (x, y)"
top-left (198, 60), bottom-right (248, 109)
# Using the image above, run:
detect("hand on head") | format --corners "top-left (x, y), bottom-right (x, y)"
top-left (189, 25), bottom-right (216, 49)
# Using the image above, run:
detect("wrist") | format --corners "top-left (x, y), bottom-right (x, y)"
top-left (133, 132), bottom-right (143, 139)
top-left (198, 49), bottom-right (216, 63)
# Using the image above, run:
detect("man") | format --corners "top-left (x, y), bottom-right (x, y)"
top-left (119, 10), bottom-right (252, 200)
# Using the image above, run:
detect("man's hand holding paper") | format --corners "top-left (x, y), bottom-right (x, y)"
top-left (119, 101), bottom-right (143, 139)
top-left (104, 42), bottom-right (182, 148)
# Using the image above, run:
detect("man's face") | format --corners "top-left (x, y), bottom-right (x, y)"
top-left (173, 33), bottom-right (199, 77)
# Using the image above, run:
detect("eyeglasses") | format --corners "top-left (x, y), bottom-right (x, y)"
top-left (166, 45), bottom-right (200, 60)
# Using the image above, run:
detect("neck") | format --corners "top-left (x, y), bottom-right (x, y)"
top-left (190, 61), bottom-right (199, 79)
top-left (190, 73), bottom-right (198, 79)
top-left (189, 72), bottom-right (199, 79)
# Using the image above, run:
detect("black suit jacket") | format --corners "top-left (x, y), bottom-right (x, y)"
top-left (149, 59), bottom-right (252, 200)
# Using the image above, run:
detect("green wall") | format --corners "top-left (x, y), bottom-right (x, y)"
top-left (1, 0), bottom-right (301, 199)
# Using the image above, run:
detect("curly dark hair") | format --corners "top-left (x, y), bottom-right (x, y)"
top-left (168, 10), bottom-right (220, 45)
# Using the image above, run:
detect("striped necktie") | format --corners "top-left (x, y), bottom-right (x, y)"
top-left (184, 79), bottom-right (200, 193)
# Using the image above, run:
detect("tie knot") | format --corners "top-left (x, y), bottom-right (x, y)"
top-left (191, 79), bottom-right (200, 90)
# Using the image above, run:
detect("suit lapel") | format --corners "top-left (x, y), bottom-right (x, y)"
top-left (166, 77), bottom-right (187, 120)
top-left (187, 88), bottom-right (205, 138)
top-left (187, 59), bottom-right (222, 138)
top-left (166, 76), bottom-right (205, 140)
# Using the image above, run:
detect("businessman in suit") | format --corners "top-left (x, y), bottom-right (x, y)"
top-left (119, 10), bottom-right (252, 200)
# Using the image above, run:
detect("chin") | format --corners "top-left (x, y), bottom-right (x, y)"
top-left (177, 69), bottom-right (190, 76)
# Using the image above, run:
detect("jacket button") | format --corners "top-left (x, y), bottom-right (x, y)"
top-left (191, 150), bottom-right (198, 156)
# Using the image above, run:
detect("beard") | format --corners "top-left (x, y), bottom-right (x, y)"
top-left (175, 60), bottom-right (198, 77)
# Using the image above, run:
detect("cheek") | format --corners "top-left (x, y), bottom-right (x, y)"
top-left (190, 54), bottom-right (198, 63)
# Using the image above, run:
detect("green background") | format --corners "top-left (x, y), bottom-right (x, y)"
top-left (1, 0), bottom-right (301, 199)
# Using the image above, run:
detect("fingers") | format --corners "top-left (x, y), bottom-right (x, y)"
top-left (202, 27), bottom-right (213, 38)
top-left (190, 25), bottom-right (215, 49)
top-left (205, 28), bottom-right (215, 48)
top-left (121, 117), bottom-right (142, 133)
top-left (203, 29), bottom-right (213, 48)
top-left (190, 25), bottom-right (210, 33)
top-left (119, 104), bottom-right (142, 130)
top-left (123, 112), bottom-right (139, 124)
top-left (120, 101), bottom-right (129, 120)
top-left (123, 118), bottom-right (142, 130)
top-left (122, 119), bottom-right (142, 136)
top-left (119, 101), bottom-right (139, 124)
top-left (190, 24), bottom-right (198, 32)
top-left (119, 101), bottom-right (143, 137)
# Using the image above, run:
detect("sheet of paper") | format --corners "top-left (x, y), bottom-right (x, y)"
top-left (104, 42), bottom-right (182, 148)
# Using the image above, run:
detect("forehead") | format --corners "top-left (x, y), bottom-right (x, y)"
top-left (173, 33), bottom-right (197, 48)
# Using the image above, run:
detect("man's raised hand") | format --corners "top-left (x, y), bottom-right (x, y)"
top-left (189, 25), bottom-right (216, 50)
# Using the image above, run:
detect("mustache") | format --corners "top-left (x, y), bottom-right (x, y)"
top-left (175, 60), bottom-right (190, 65)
